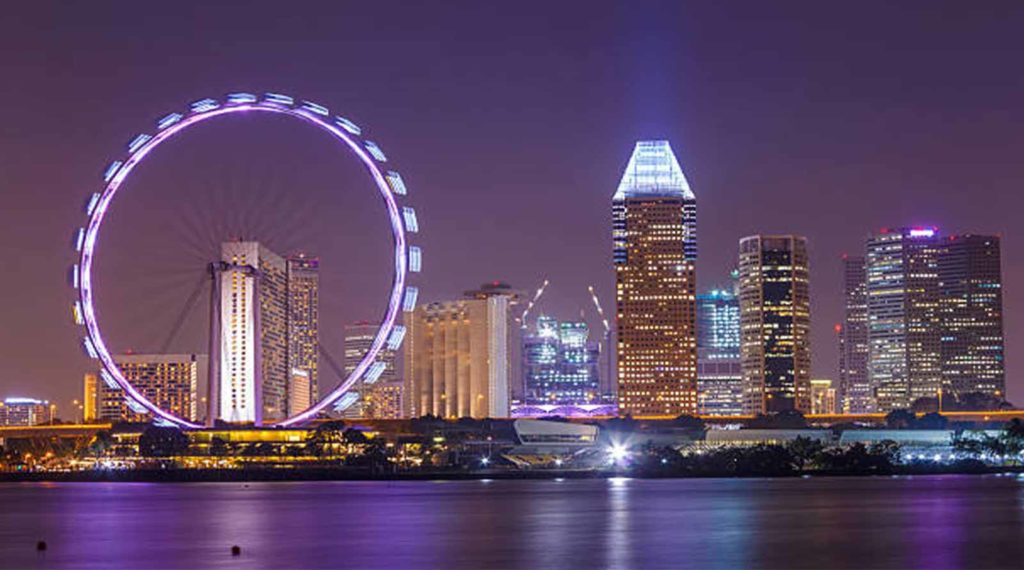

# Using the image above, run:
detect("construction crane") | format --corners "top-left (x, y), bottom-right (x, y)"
top-left (519, 278), bottom-right (550, 330)
top-left (588, 285), bottom-right (614, 396)
top-left (587, 285), bottom-right (611, 337)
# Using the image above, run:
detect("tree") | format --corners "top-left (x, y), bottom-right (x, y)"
top-left (210, 437), bottom-right (229, 456)
top-left (673, 414), bottom-right (706, 431)
top-left (87, 431), bottom-right (114, 457)
top-left (786, 436), bottom-right (825, 471)
top-left (817, 442), bottom-right (897, 474)
top-left (343, 428), bottom-right (369, 445)
top-left (1005, 419), bottom-right (1024, 440)
top-left (138, 426), bottom-right (189, 457)
top-left (733, 445), bottom-right (796, 476)
top-left (916, 412), bottom-right (948, 430)
top-left (307, 420), bottom-right (346, 456)
top-left (747, 410), bottom-right (807, 429)
top-left (885, 409), bottom-right (916, 429)
top-left (911, 397), bottom-right (938, 413)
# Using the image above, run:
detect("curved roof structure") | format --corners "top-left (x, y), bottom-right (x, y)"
top-left (613, 140), bottom-right (694, 200)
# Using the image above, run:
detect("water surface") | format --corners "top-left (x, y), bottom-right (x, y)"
top-left (1, 475), bottom-right (1022, 569)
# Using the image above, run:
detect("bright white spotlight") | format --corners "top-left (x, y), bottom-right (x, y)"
top-left (608, 444), bottom-right (629, 463)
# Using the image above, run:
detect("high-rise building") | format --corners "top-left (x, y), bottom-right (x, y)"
top-left (522, 315), bottom-right (601, 405)
top-left (938, 234), bottom-right (1005, 399)
top-left (612, 140), bottom-right (697, 416)
top-left (96, 354), bottom-right (204, 422)
top-left (287, 253), bottom-right (320, 408)
top-left (810, 378), bottom-right (838, 415)
top-left (838, 255), bottom-right (872, 413)
top-left (696, 283), bottom-right (744, 416)
top-left (0, 398), bottom-right (53, 426)
top-left (83, 373), bottom-right (98, 422)
top-left (211, 241), bottom-right (296, 424)
top-left (343, 321), bottom-right (398, 418)
top-left (866, 227), bottom-right (942, 411)
top-left (738, 235), bottom-right (811, 414)
top-left (405, 282), bottom-right (519, 419)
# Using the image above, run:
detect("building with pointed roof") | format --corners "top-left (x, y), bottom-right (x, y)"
top-left (612, 141), bottom-right (698, 416)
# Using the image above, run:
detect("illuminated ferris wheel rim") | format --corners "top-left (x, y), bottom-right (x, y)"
top-left (72, 92), bottom-right (422, 429)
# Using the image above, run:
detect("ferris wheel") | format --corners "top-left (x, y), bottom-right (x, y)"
top-left (70, 92), bottom-right (422, 429)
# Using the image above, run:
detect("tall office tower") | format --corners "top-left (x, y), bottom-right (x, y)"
top-left (83, 373), bottom-right (98, 422)
top-left (838, 255), bottom-right (872, 413)
top-left (522, 315), bottom-right (601, 405)
top-left (866, 227), bottom-right (942, 411)
top-left (612, 140), bottom-right (697, 416)
top-left (405, 282), bottom-right (520, 419)
top-left (810, 378), bottom-right (838, 415)
top-left (343, 321), bottom-right (398, 418)
top-left (96, 354), bottom-right (204, 422)
top-left (696, 285), bottom-right (744, 416)
top-left (738, 235), bottom-right (812, 414)
top-left (938, 234), bottom-right (1005, 399)
top-left (213, 241), bottom-right (288, 424)
top-left (0, 398), bottom-right (53, 426)
top-left (287, 254), bottom-right (320, 407)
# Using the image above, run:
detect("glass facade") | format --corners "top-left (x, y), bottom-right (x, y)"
top-left (866, 228), bottom-right (942, 411)
top-left (839, 255), bottom-right (872, 413)
top-left (697, 285), bottom-right (744, 416)
top-left (523, 316), bottom-right (600, 405)
top-left (738, 235), bottom-right (811, 414)
top-left (938, 234), bottom-right (1005, 399)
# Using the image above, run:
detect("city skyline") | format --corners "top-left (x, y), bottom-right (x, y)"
top-left (2, 2), bottom-right (1024, 413)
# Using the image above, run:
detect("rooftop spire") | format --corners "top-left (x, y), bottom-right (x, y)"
top-left (614, 140), bottom-right (694, 200)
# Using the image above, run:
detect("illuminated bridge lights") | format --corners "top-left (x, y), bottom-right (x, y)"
top-left (71, 91), bottom-right (422, 429)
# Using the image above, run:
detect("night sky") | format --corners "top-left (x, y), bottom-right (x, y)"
top-left (2, 1), bottom-right (1024, 412)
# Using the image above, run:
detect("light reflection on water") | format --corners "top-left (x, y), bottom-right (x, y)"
top-left (0, 476), bottom-right (1022, 569)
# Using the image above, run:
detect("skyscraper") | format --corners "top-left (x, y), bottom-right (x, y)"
top-left (287, 253), bottom-right (320, 408)
top-left (838, 255), bottom-right (872, 413)
top-left (95, 354), bottom-right (204, 422)
top-left (522, 315), bottom-right (601, 406)
top-left (405, 282), bottom-right (519, 419)
top-left (738, 235), bottom-right (811, 414)
top-left (696, 284), bottom-right (744, 416)
top-left (612, 140), bottom-right (697, 417)
top-left (212, 241), bottom-right (287, 423)
top-left (866, 227), bottom-right (942, 411)
top-left (343, 321), bottom-right (398, 418)
top-left (938, 234), bottom-right (1005, 400)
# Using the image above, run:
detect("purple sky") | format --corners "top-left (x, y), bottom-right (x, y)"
top-left (2, 1), bottom-right (1024, 413)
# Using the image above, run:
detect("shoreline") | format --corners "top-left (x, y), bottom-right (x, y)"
top-left (2, 464), bottom-right (1020, 483)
